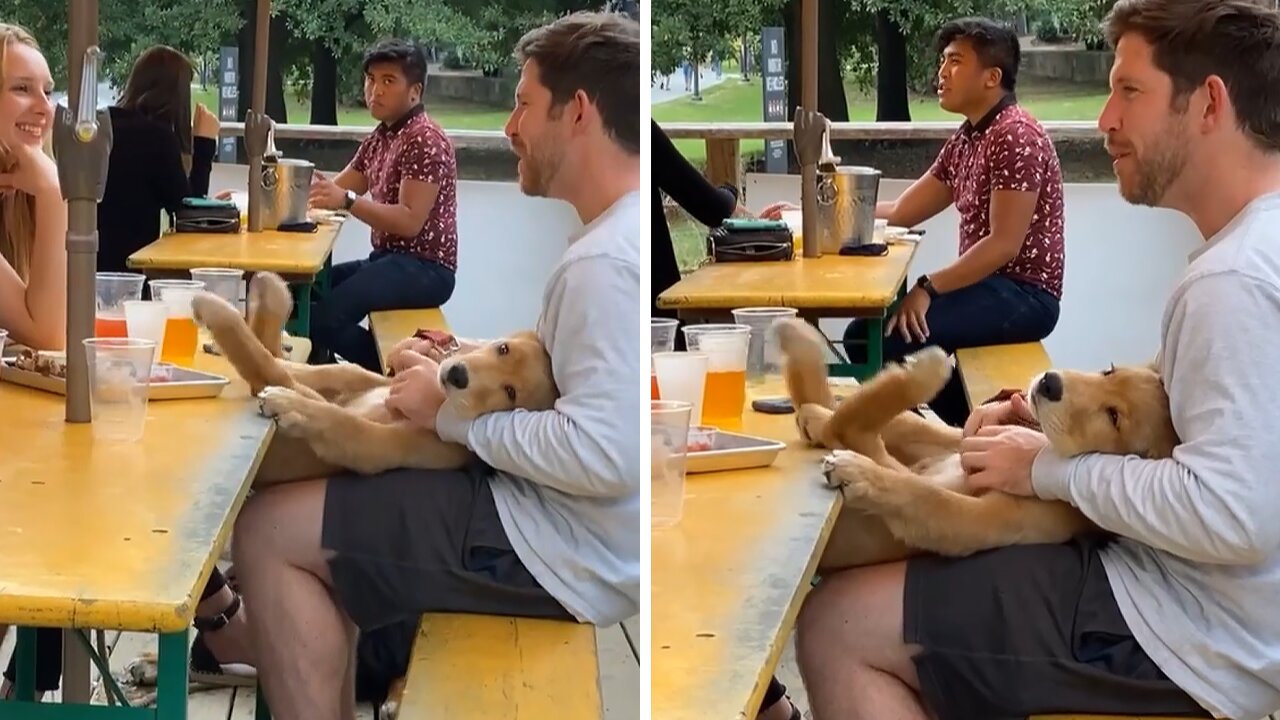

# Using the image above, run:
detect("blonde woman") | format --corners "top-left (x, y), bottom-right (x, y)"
top-left (0, 22), bottom-right (65, 351)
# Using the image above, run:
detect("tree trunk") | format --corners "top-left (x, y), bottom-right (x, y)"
top-left (310, 41), bottom-right (338, 126)
top-left (874, 10), bottom-right (911, 122)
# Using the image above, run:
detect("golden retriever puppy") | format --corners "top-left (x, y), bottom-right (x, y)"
top-left (772, 318), bottom-right (1177, 569)
top-left (190, 271), bottom-right (558, 484)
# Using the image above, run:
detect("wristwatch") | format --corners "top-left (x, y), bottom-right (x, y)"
top-left (916, 273), bottom-right (939, 299)
top-left (341, 189), bottom-right (357, 211)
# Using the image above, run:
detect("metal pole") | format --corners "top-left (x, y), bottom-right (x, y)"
top-left (799, 0), bottom-right (820, 258)
top-left (58, 2), bottom-right (112, 700)
top-left (245, 0), bottom-right (271, 232)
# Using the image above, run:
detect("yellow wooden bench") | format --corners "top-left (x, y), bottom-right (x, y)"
top-left (368, 307), bottom-right (450, 372)
top-left (954, 341), bottom-right (1053, 411)
top-left (368, 307), bottom-right (605, 719)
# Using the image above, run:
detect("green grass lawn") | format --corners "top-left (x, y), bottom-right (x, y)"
top-left (190, 88), bottom-right (512, 130)
top-left (653, 77), bottom-right (1109, 164)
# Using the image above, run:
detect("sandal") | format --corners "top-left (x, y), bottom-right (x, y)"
top-left (189, 590), bottom-right (258, 687)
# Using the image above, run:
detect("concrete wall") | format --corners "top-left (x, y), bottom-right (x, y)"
top-left (426, 70), bottom-right (517, 107)
top-left (742, 172), bottom-right (1202, 372)
top-left (207, 163), bottom-right (582, 341)
top-left (1020, 47), bottom-right (1115, 85)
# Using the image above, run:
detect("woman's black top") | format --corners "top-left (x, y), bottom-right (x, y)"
top-left (652, 119), bottom-right (738, 325)
top-left (96, 106), bottom-right (216, 275)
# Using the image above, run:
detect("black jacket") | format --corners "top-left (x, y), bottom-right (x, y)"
top-left (96, 106), bottom-right (216, 275)
top-left (652, 119), bottom-right (738, 331)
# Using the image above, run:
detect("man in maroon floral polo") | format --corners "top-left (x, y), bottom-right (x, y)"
top-left (844, 17), bottom-right (1066, 427)
top-left (306, 38), bottom-right (460, 371)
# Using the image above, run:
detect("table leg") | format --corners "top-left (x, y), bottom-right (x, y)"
top-left (62, 630), bottom-right (90, 704)
top-left (154, 631), bottom-right (188, 720)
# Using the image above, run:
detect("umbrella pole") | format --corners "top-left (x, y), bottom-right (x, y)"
top-left (246, 0), bottom-right (271, 232)
top-left (61, 0), bottom-right (111, 425)
top-left (798, 0), bottom-right (821, 258)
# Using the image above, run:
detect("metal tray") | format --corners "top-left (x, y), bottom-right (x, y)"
top-left (0, 358), bottom-right (229, 400)
top-left (685, 429), bottom-right (787, 474)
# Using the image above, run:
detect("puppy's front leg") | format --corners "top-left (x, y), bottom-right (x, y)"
top-left (820, 451), bottom-right (1092, 556)
top-left (258, 387), bottom-right (472, 474)
top-left (277, 361), bottom-right (391, 401)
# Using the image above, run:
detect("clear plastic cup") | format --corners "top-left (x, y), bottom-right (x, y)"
top-left (731, 307), bottom-right (799, 384)
top-left (652, 399), bottom-right (692, 529)
top-left (681, 324), bottom-right (750, 428)
top-left (190, 268), bottom-right (244, 352)
top-left (190, 268), bottom-right (243, 309)
top-left (83, 338), bottom-right (157, 442)
top-left (123, 300), bottom-right (169, 356)
top-left (94, 272), bottom-right (146, 338)
top-left (652, 351), bottom-right (708, 425)
top-left (651, 317), bottom-right (679, 353)
top-left (148, 279), bottom-right (205, 367)
top-left (651, 318), bottom-right (680, 399)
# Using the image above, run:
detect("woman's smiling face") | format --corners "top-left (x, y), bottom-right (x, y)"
top-left (0, 40), bottom-right (54, 150)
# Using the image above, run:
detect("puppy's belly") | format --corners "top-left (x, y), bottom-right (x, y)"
top-left (914, 454), bottom-right (970, 494)
top-left (346, 387), bottom-right (395, 422)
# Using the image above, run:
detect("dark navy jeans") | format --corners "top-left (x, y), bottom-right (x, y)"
top-left (842, 274), bottom-right (1060, 427)
top-left (309, 250), bottom-right (456, 371)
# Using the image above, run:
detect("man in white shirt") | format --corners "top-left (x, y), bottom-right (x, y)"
top-left (221, 12), bottom-right (640, 719)
top-left (792, 2), bottom-right (1280, 719)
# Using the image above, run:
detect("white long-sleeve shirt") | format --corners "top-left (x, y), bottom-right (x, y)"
top-left (435, 190), bottom-right (641, 626)
top-left (1032, 191), bottom-right (1280, 720)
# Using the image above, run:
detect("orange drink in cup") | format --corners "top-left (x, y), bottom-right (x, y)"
top-left (94, 272), bottom-right (146, 338)
top-left (148, 279), bottom-right (205, 367)
top-left (681, 324), bottom-right (751, 429)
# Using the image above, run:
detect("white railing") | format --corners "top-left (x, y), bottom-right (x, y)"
top-left (218, 121), bottom-right (511, 149)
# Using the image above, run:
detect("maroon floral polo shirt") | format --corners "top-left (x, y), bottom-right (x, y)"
top-left (929, 96), bottom-right (1066, 299)
top-left (351, 104), bottom-right (459, 272)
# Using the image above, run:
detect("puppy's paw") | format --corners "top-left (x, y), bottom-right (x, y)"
top-left (190, 292), bottom-right (239, 331)
top-left (257, 386), bottom-right (307, 431)
top-left (901, 345), bottom-right (955, 404)
top-left (796, 403), bottom-right (832, 446)
top-left (247, 271), bottom-right (293, 321)
top-left (821, 450), bottom-right (891, 505)
top-left (380, 696), bottom-right (400, 720)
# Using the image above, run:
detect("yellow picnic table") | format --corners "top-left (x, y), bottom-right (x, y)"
top-left (651, 381), bottom-right (842, 720)
top-left (126, 216), bottom-right (346, 338)
top-left (656, 241), bottom-right (920, 379)
top-left (955, 342), bottom-right (1054, 409)
top-left (0, 351), bottom-right (273, 718)
top-left (370, 307), bottom-right (449, 372)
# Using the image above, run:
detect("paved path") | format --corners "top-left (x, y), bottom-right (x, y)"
top-left (651, 66), bottom-right (730, 104)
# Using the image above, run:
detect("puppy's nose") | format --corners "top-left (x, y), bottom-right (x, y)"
top-left (1036, 371), bottom-right (1063, 402)
top-left (444, 363), bottom-right (469, 390)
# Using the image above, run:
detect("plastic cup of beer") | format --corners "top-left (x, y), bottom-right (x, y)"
top-left (83, 337), bottom-right (157, 442)
top-left (94, 272), bottom-right (146, 338)
top-left (731, 307), bottom-right (799, 384)
top-left (651, 399), bottom-right (692, 529)
top-left (681, 324), bottom-right (750, 428)
top-left (123, 300), bottom-right (169, 358)
top-left (147, 279), bottom-right (205, 367)
top-left (651, 318), bottom-right (679, 398)
top-left (652, 351), bottom-right (708, 423)
top-left (190, 268), bottom-right (244, 352)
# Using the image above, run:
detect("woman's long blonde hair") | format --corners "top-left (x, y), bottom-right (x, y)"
top-left (0, 23), bottom-right (44, 282)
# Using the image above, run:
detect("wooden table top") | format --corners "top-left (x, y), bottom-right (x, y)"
top-left (0, 353), bottom-right (272, 632)
top-left (651, 381), bottom-right (842, 720)
top-left (656, 240), bottom-right (919, 313)
top-left (127, 217), bottom-right (343, 278)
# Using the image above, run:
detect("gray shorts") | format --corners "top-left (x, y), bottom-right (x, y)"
top-left (321, 460), bottom-right (573, 632)
top-left (904, 535), bottom-right (1212, 720)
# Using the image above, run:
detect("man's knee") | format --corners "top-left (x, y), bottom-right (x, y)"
top-left (796, 563), bottom-right (918, 678)
top-left (232, 481), bottom-right (329, 571)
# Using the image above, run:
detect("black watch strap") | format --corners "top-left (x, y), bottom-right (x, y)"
top-left (916, 273), bottom-right (939, 299)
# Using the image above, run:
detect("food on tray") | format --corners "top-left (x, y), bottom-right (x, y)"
top-left (687, 425), bottom-right (717, 452)
top-left (12, 348), bottom-right (67, 378)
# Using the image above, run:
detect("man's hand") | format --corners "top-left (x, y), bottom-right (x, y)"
top-left (758, 201), bottom-right (799, 220)
top-left (384, 357), bottom-right (447, 431)
top-left (963, 391), bottom-right (1037, 438)
top-left (959, 425), bottom-right (1049, 497)
top-left (887, 286), bottom-right (931, 343)
top-left (309, 171), bottom-right (348, 210)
